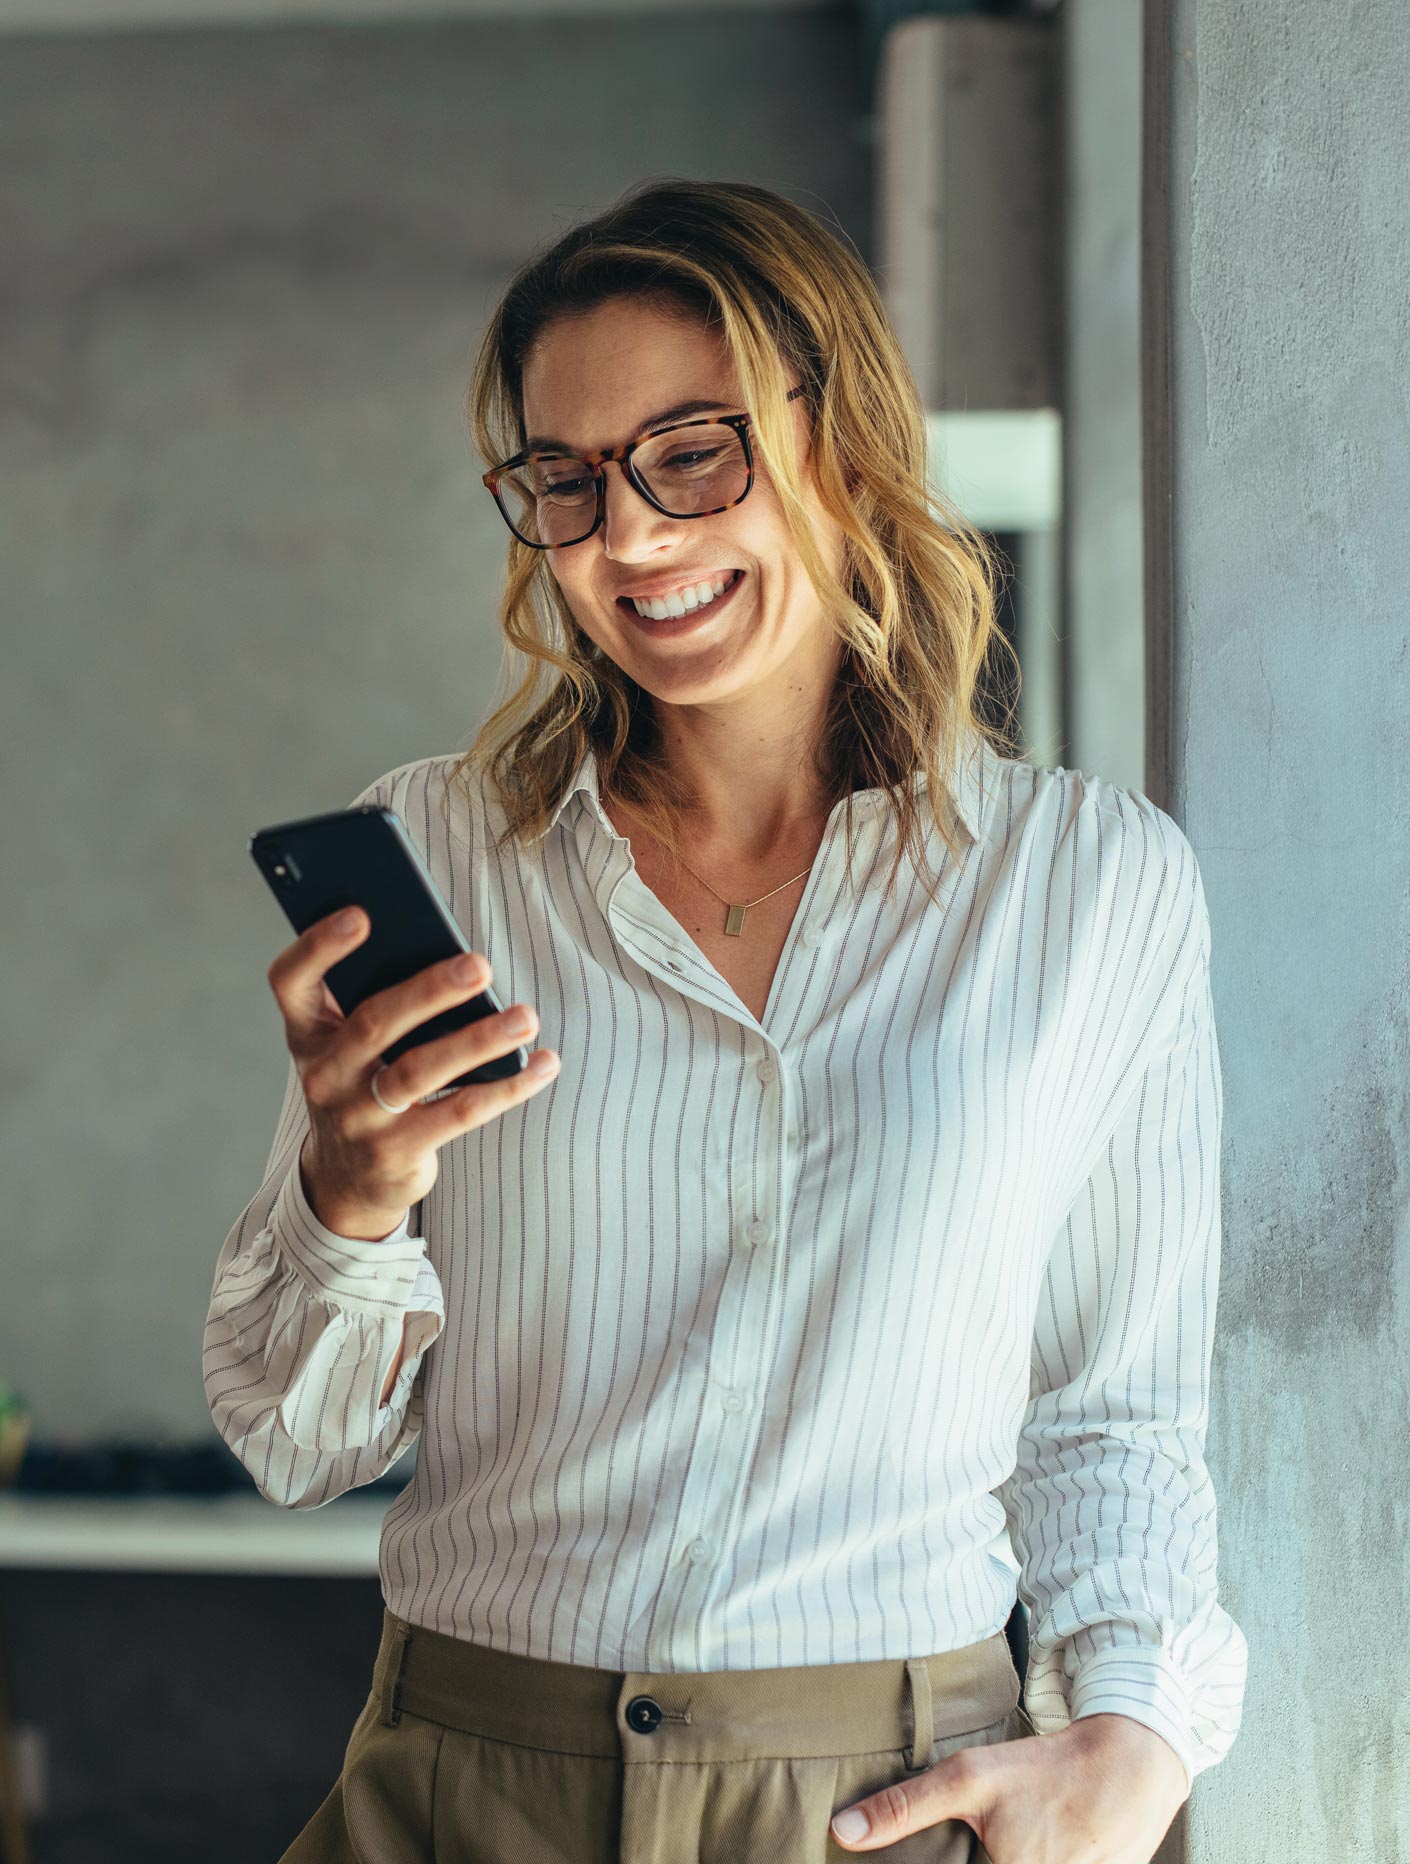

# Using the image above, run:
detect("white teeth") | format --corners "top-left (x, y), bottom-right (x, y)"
top-left (631, 571), bottom-right (736, 621)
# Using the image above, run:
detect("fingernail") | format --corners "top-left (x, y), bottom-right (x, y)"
top-left (452, 954), bottom-right (482, 983)
top-left (336, 909), bottom-right (362, 933)
top-left (528, 1051), bottom-right (559, 1077)
top-left (831, 1810), bottom-right (868, 1842)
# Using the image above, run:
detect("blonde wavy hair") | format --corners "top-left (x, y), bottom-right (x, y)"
top-left (446, 177), bottom-right (1021, 905)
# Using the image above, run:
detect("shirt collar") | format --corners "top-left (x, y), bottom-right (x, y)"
top-left (548, 732), bottom-right (990, 846)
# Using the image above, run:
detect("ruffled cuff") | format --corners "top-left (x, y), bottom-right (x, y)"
top-left (271, 1155), bottom-right (428, 1319)
top-left (377, 1256), bottom-right (447, 1413)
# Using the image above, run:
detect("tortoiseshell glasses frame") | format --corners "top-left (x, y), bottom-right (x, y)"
top-left (482, 383), bottom-right (809, 550)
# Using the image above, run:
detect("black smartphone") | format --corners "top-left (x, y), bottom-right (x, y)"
top-left (249, 804), bottom-right (527, 1092)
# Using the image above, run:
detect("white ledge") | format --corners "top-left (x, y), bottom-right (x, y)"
top-left (927, 408), bottom-right (1062, 532)
top-left (0, 1491), bottom-right (393, 1576)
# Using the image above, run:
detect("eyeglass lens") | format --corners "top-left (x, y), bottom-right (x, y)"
top-left (495, 423), bottom-right (750, 547)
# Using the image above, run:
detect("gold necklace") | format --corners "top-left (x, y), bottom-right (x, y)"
top-left (609, 799), bottom-right (818, 937)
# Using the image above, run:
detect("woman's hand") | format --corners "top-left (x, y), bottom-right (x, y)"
top-left (266, 906), bottom-right (561, 1240)
top-left (829, 1712), bottom-right (1190, 1862)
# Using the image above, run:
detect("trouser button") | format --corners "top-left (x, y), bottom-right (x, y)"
top-left (626, 1695), bottom-right (663, 1732)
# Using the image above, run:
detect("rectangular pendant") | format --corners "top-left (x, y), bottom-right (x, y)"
top-left (724, 903), bottom-right (747, 937)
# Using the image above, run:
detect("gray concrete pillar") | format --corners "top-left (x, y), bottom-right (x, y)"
top-left (1143, 1), bottom-right (1410, 1855)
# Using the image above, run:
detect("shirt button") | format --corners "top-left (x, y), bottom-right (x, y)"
top-left (721, 1390), bottom-right (747, 1414)
top-left (688, 1537), bottom-right (712, 1562)
top-left (743, 1219), bottom-right (769, 1249)
top-left (800, 922), bottom-right (823, 946)
top-left (756, 1057), bottom-right (778, 1085)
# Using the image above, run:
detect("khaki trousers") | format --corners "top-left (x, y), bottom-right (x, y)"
top-left (280, 1607), bottom-right (1034, 1864)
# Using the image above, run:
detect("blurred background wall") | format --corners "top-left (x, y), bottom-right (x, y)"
top-left (0, 8), bottom-right (880, 1857)
top-left (1, 4), bottom-right (871, 1448)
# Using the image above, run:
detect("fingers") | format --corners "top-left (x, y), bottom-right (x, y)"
top-left (266, 906), bottom-right (372, 1051)
top-left (336, 947), bottom-right (495, 1080)
top-left (830, 1746), bottom-right (987, 1852)
top-left (411, 1043), bottom-right (562, 1149)
top-left (267, 909), bottom-right (499, 1102)
top-left (266, 907), bottom-right (561, 1230)
top-left (341, 996), bottom-right (553, 1128)
top-left (296, 921), bottom-right (561, 1133)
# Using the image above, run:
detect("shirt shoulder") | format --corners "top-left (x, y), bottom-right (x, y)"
top-left (982, 754), bottom-right (1214, 1044)
top-left (992, 754), bottom-right (1206, 920)
top-left (346, 753), bottom-right (492, 859)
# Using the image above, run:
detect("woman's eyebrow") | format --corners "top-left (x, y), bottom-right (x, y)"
top-left (524, 397), bottom-right (734, 454)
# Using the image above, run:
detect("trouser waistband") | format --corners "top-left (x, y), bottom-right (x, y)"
top-left (373, 1609), bottom-right (1019, 1773)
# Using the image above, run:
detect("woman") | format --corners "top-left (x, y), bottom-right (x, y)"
top-left (205, 179), bottom-right (1246, 1863)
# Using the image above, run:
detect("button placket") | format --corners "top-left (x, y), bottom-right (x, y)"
top-left (596, 834), bottom-right (753, 1029)
top-left (643, 1043), bottom-right (794, 1665)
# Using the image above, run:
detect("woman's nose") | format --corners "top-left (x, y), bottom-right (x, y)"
top-left (599, 459), bottom-right (689, 559)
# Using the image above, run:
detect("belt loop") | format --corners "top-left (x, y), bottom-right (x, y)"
top-left (379, 1619), bottom-right (413, 1728)
top-left (904, 1658), bottom-right (934, 1771)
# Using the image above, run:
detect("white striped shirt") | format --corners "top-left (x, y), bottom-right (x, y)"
top-left (204, 733), bottom-right (1247, 1785)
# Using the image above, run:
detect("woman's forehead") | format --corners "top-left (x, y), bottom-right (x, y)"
top-left (522, 301), bottom-right (741, 443)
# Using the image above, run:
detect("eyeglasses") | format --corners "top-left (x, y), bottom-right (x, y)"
top-left (483, 384), bottom-right (808, 550)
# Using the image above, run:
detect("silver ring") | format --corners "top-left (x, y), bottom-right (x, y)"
top-left (370, 1064), bottom-right (413, 1115)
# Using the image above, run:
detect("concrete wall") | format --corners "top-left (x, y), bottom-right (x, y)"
top-left (0, 13), bottom-right (870, 1448)
top-left (1149, 1), bottom-right (1410, 1854)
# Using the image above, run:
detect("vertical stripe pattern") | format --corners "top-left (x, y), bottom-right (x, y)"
top-left (203, 739), bottom-right (1246, 1786)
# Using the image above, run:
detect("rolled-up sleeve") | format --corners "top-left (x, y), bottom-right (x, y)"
top-left (998, 826), bottom-right (1247, 1789)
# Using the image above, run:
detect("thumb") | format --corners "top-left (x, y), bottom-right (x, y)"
top-left (829, 1750), bottom-right (987, 1851)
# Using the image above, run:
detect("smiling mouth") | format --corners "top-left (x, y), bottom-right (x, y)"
top-left (617, 568), bottom-right (745, 626)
